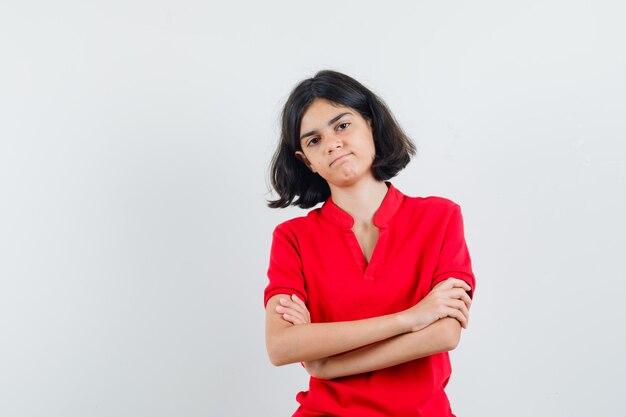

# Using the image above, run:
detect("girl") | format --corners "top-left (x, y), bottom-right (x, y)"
top-left (264, 70), bottom-right (475, 417)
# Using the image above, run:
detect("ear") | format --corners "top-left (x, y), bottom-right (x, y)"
top-left (295, 151), bottom-right (316, 173)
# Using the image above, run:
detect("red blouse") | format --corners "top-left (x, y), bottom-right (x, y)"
top-left (264, 182), bottom-right (475, 417)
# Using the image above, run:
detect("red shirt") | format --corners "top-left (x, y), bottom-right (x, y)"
top-left (264, 182), bottom-right (475, 417)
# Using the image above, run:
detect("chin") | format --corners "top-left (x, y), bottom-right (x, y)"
top-left (329, 173), bottom-right (365, 188)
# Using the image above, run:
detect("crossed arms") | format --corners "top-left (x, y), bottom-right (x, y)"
top-left (265, 277), bottom-right (472, 380)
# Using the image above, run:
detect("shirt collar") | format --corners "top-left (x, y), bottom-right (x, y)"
top-left (319, 182), bottom-right (404, 229)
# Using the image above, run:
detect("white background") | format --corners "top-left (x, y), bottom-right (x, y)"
top-left (1, 1), bottom-right (625, 416)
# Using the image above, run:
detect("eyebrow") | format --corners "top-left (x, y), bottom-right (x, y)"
top-left (299, 112), bottom-right (352, 141)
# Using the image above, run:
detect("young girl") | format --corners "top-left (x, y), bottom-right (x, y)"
top-left (264, 70), bottom-right (475, 417)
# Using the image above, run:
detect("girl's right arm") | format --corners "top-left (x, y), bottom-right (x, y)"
top-left (265, 278), bottom-right (471, 366)
top-left (265, 293), bottom-right (408, 366)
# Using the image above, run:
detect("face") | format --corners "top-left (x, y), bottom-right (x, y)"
top-left (295, 99), bottom-right (376, 188)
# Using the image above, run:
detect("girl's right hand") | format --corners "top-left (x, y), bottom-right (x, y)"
top-left (398, 277), bottom-right (472, 332)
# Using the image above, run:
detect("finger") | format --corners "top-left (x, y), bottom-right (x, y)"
top-left (280, 297), bottom-right (310, 321)
top-left (280, 310), bottom-right (306, 324)
top-left (291, 294), bottom-right (309, 312)
top-left (291, 294), bottom-right (311, 320)
top-left (280, 297), bottom-right (306, 315)
top-left (275, 305), bottom-right (307, 324)
top-left (433, 277), bottom-right (471, 292)
top-left (452, 288), bottom-right (472, 308)
top-left (455, 290), bottom-right (472, 310)
top-left (448, 299), bottom-right (470, 324)
top-left (448, 277), bottom-right (471, 292)
top-left (442, 277), bottom-right (471, 292)
top-left (282, 313), bottom-right (306, 325)
top-left (446, 306), bottom-right (468, 329)
top-left (443, 288), bottom-right (473, 309)
top-left (454, 289), bottom-right (473, 309)
top-left (439, 298), bottom-right (469, 328)
top-left (278, 307), bottom-right (306, 324)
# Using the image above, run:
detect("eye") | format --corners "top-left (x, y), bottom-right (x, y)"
top-left (307, 137), bottom-right (321, 147)
top-left (337, 122), bottom-right (350, 130)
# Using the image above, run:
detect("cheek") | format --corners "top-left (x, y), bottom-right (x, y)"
top-left (366, 141), bottom-right (376, 157)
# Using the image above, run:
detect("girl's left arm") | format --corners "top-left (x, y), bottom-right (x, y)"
top-left (305, 318), bottom-right (461, 380)
top-left (277, 292), bottom-right (466, 380)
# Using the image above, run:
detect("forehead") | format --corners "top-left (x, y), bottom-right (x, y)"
top-left (300, 99), bottom-right (354, 132)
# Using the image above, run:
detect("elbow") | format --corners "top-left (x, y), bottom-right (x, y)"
top-left (267, 345), bottom-right (288, 366)
top-left (303, 359), bottom-right (330, 380)
top-left (266, 337), bottom-right (292, 366)
top-left (268, 353), bottom-right (289, 367)
top-left (269, 354), bottom-right (287, 366)
top-left (310, 370), bottom-right (331, 380)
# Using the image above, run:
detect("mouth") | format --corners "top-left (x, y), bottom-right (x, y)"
top-left (330, 153), bottom-right (351, 167)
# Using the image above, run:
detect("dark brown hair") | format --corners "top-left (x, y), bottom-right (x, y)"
top-left (268, 70), bottom-right (416, 209)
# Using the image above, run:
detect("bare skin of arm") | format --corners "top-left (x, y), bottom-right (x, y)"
top-left (265, 277), bottom-right (471, 366)
top-left (304, 318), bottom-right (462, 380)
top-left (275, 278), bottom-right (471, 379)
top-left (266, 294), bottom-right (409, 366)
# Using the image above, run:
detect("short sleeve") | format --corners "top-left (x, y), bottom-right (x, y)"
top-left (263, 223), bottom-right (308, 308)
top-left (431, 204), bottom-right (476, 298)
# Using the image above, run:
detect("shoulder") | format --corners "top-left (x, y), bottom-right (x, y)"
top-left (389, 185), bottom-right (465, 229)
top-left (399, 190), bottom-right (461, 215)
top-left (272, 207), bottom-right (323, 236)
top-left (410, 195), bottom-right (459, 209)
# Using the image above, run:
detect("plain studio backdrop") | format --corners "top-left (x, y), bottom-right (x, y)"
top-left (1, 1), bottom-right (625, 416)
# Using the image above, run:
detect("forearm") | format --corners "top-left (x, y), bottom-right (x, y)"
top-left (267, 312), bottom-right (408, 366)
top-left (314, 318), bottom-right (462, 380)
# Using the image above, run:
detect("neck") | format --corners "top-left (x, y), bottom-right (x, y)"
top-left (329, 178), bottom-right (389, 226)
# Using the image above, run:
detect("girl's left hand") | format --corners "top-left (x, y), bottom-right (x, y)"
top-left (275, 294), bottom-right (311, 325)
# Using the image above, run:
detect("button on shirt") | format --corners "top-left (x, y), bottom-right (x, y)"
top-left (264, 182), bottom-right (475, 417)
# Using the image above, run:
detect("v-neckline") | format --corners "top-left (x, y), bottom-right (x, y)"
top-left (352, 225), bottom-right (379, 265)
top-left (319, 182), bottom-right (403, 280)
top-left (346, 227), bottom-right (387, 278)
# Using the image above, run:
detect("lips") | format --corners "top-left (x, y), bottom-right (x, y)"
top-left (330, 153), bottom-right (351, 166)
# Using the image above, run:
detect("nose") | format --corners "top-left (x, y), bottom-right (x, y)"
top-left (325, 136), bottom-right (342, 154)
